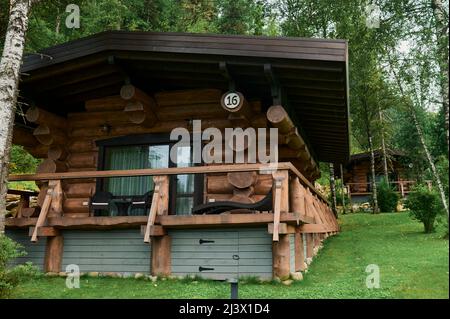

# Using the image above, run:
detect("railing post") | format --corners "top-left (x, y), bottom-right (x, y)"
top-left (271, 170), bottom-right (289, 241)
top-left (31, 180), bottom-right (60, 242)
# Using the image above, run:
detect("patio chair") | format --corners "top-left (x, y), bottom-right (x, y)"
top-left (192, 189), bottom-right (273, 215)
top-left (129, 191), bottom-right (153, 215)
top-left (89, 191), bottom-right (114, 216)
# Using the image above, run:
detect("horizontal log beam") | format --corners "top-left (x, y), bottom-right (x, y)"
top-left (5, 213), bottom-right (314, 229)
top-left (28, 226), bottom-right (60, 237)
top-left (299, 224), bottom-right (336, 233)
top-left (267, 222), bottom-right (296, 234)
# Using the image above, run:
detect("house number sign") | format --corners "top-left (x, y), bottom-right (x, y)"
top-left (221, 91), bottom-right (244, 112)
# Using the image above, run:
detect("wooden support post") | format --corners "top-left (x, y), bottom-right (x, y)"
top-left (31, 180), bottom-right (58, 242)
top-left (305, 233), bottom-right (314, 259)
top-left (272, 233), bottom-right (290, 280)
top-left (49, 180), bottom-right (63, 217)
top-left (289, 176), bottom-right (305, 225)
top-left (294, 231), bottom-right (306, 271)
top-left (44, 235), bottom-right (64, 273)
top-left (272, 170), bottom-right (288, 241)
top-left (144, 176), bottom-right (162, 243)
top-left (151, 235), bottom-right (171, 276)
top-left (157, 175), bottom-right (169, 216)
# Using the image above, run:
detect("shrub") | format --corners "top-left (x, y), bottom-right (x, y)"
top-left (0, 234), bottom-right (39, 298)
top-left (377, 179), bottom-right (400, 212)
top-left (404, 184), bottom-right (444, 233)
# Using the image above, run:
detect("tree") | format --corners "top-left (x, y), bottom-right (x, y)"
top-left (0, 0), bottom-right (34, 235)
top-left (387, 55), bottom-right (449, 219)
top-left (329, 163), bottom-right (337, 216)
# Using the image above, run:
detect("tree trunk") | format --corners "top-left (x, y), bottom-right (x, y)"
top-left (368, 135), bottom-right (380, 214)
top-left (432, 0), bottom-right (449, 156)
top-left (388, 56), bottom-right (449, 219)
top-left (329, 163), bottom-right (337, 217)
top-left (379, 108), bottom-right (389, 182)
top-left (409, 104), bottom-right (449, 216)
top-left (0, 0), bottom-right (32, 235)
top-left (340, 163), bottom-right (346, 214)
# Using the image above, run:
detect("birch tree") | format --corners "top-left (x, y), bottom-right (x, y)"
top-left (0, 0), bottom-right (33, 235)
top-left (431, 0), bottom-right (449, 155)
top-left (387, 55), bottom-right (449, 218)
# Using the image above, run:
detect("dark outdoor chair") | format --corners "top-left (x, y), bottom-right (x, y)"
top-left (89, 191), bottom-right (114, 216)
top-left (129, 191), bottom-right (153, 215)
top-left (192, 189), bottom-right (273, 215)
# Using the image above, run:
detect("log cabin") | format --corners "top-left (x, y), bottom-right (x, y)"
top-left (6, 31), bottom-right (349, 281)
top-left (341, 150), bottom-right (420, 204)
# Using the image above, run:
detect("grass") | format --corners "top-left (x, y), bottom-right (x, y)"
top-left (10, 212), bottom-right (449, 299)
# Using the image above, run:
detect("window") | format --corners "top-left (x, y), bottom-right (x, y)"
top-left (96, 134), bottom-right (202, 216)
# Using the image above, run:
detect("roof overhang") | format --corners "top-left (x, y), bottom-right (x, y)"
top-left (18, 31), bottom-right (350, 163)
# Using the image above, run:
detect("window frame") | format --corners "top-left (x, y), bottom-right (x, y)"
top-left (95, 133), bottom-right (204, 216)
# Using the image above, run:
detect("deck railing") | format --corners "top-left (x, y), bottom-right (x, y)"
top-left (345, 180), bottom-right (432, 197)
top-left (7, 162), bottom-right (339, 248)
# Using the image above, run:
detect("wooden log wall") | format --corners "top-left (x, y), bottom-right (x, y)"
top-left (266, 105), bottom-right (320, 182)
top-left (21, 87), bottom-right (324, 217)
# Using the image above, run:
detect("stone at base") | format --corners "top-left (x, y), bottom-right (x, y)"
top-left (45, 272), bottom-right (58, 277)
top-left (282, 280), bottom-right (293, 286)
top-left (290, 272), bottom-right (303, 281)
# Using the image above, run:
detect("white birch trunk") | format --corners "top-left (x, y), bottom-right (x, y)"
top-left (329, 162), bottom-right (338, 217)
top-left (0, 0), bottom-right (32, 235)
top-left (432, 0), bottom-right (449, 155)
top-left (389, 56), bottom-right (449, 219)
top-left (368, 135), bottom-right (380, 213)
top-left (379, 108), bottom-right (389, 182)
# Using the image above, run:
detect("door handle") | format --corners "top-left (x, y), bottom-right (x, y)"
top-left (199, 266), bottom-right (214, 272)
top-left (232, 255), bottom-right (240, 260)
top-left (199, 239), bottom-right (215, 244)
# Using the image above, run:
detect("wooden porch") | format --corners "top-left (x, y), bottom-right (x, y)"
top-left (7, 162), bottom-right (338, 278)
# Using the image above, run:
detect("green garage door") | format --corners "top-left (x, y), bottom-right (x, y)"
top-left (62, 229), bottom-right (151, 274)
top-left (170, 228), bottom-right (272, 280)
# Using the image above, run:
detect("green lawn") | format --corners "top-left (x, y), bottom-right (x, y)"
top-left (11, 212), bottom-right (449, 299)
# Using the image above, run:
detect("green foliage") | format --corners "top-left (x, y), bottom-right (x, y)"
top-left (8, 145), bottom-right (40, 191)
top-left (405, 184), bottom-right (444, 233)
top-left (376, 179), bottom-right (400, 212)
top-left (0, 234), bottom-right (39, 298)
top-left (10, 145), bottom-right (41, 174)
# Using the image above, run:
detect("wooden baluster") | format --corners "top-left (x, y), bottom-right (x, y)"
top-left (271, 170), bottom-right (288, 241)
top-left (31, 180), bottom-right (58, 242)
top-left (144, 176), bottom-right (162, 243)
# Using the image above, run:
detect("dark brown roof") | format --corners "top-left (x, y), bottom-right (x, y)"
top-left (18, 31), bottom-right (350, 163)
top-left (349, 150), bottom-right (406, 164)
